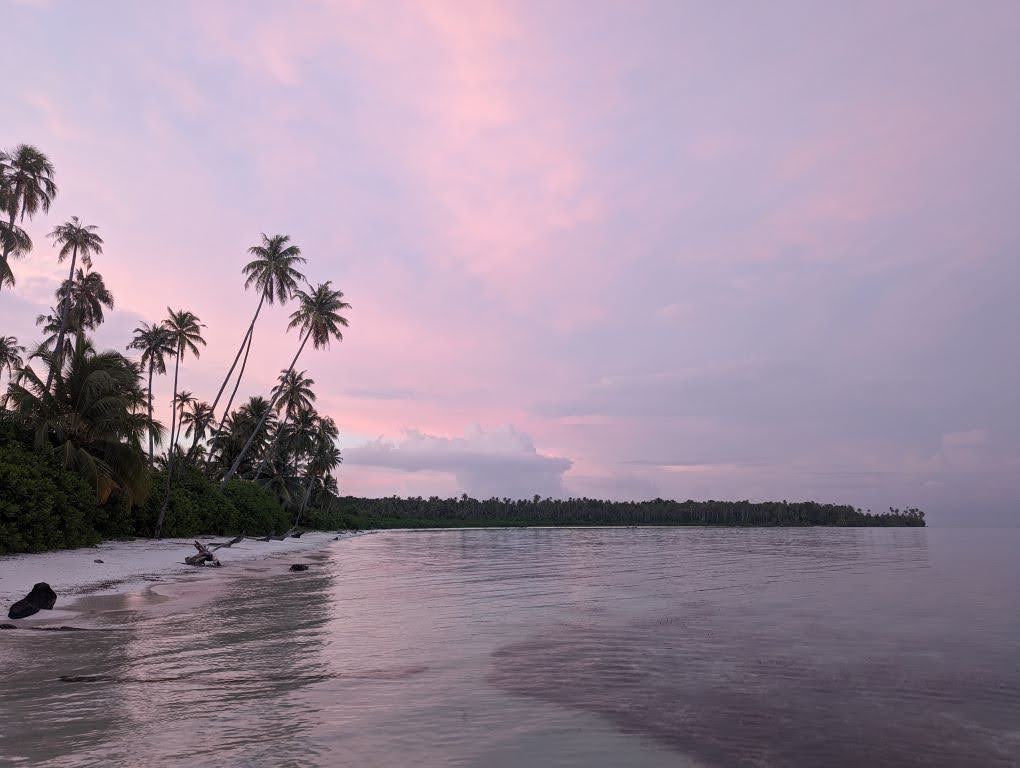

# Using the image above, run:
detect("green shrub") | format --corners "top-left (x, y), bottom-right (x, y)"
top-left (137, 466), bottom-right (238, 538)
top-left (222, 479), bottom-right (290, 536)
top-left (0, 440), bottom-right (99, 554)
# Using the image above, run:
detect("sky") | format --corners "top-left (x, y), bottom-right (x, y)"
top-left (2, 0), bottom-right (1019, 524)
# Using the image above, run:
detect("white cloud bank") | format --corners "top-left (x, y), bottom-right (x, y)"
top-left (345, 425), bottom-right (572, 499)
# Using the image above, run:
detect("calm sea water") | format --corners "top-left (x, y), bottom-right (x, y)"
top-left (1, 528), bottom-right (1018, 767)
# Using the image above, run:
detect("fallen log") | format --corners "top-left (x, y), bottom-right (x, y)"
top-left (210, 535), bottom-right (243, 552)
top-left (184, 540), bottom-right (221, 567)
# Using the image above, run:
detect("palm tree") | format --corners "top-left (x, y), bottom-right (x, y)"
top-left (59, 268), bottom-right (114, 348)
top-left (34, 306), bottom-right (73, 362)
top-left (6, 338), bottom-right (151, 504)
top-left (203, 234), bottom-right (305, 460)
top-left (294, 415), bottom-right (341, 528)
top-left (0, 335), bottom-right (26, 408)
top-left (254, 368), bottom-right (315, 480)
top-left (156, 308), bottom-right (206, 537)
top-left (127, 321), bottom-right (175, 463)
top-left (180, 399), bottom-right (214, 457)
top-left (211, 396), bottom-right (277, 477)
top-left (46, 217), bottom-right (103, 388)
top-left (221, 281), bottom-right (349, 484)
top-left (0, 145), bottom-right (57, 291)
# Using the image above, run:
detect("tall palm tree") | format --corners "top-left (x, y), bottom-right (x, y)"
top-left (156, 308), bottom-right (206, 537)
top-left (221, 281), bottom-right (349, 484)
top-left (127, 321), bottom-right (175, 463)
top-left (6, 338), bottom-right (151, 504)
top-left (0, 145), bottom-right (57, 291)
top-left (46, 217), bottom-right (103, 388)
top-left (203, 234), bottom-right (305, 459)
top-left (254, 368), bottom-right (315, 480)
top-left (0, 335), bottom-right (26, 408)
top-left (59, 268), bottom-right (114, 348)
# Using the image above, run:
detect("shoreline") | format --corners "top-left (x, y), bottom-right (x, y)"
top-left (0, 531), bottom-right (366, 626)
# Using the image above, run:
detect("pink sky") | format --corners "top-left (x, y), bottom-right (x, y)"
top-left (3, 0), bottom-right (1019, 523)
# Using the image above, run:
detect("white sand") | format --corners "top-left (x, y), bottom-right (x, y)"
top-left (0, 531), bottom-right (365, 620)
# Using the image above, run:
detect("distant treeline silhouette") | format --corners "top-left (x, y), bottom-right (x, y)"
top-left (331, 495), bottom-right (926, 528)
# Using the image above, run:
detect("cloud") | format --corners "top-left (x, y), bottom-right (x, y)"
top-left (345, 425), bottom-right (572, 499)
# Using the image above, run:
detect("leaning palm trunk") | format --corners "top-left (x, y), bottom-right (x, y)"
top-left (154, 348), bottom-right (182, 538)
top-left (203, 327), bottom-right (254, 470)
top-left (194, 293), bottom-right (265, 458)
top-left (221, 329), bottom-right (310, 485)
top-left (45, 242), bottom-right (79, 391)
top-left (294, 471), bottom-right (317, 529)
top-left (146, 361), bottom-right (156, 463)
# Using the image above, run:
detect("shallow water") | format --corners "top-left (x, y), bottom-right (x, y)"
top-left (1, 527), bottom-right (1018, 767)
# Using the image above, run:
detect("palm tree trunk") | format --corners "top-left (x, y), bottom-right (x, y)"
top-left (221, 329), bottom-right (310, 485)
top-left (254, 410), bottom-right (289, 480)
top-left (203, 326), bottom-right (254, 472)
top-left (147, 361), bottom-right (155, 463)
top-left (45, 242), bottom-right (78, 391)
top-left (155, 348), bottom-right (182, 538)
top-left (197, 293), bottom-right (265, 458)
top-left (294, 470), bottom-right (316, 529)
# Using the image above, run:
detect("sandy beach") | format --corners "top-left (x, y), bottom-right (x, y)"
top-left (0, 531), bottom-right (366, 627)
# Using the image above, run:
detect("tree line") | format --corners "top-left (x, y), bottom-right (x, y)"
top-left (332, 495), bottom-right (926, 528)
top-left (0, 143), bottom-right (349, 542)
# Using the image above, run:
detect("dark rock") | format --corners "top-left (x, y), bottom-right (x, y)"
top-left (27, 582), bottom-right (57, 609)
top-left (289, 564), bottom-right (309, 572)
top-left (0, 623), bottom-right (17, 630)
top-left (94, 559), bottom-right (104, 563)
top-left (7, 582), bottom-right (58, 620)
top-left (8, 599), bottom-right (39, 619)
top-left (290, 531), bottom-right (304, 538)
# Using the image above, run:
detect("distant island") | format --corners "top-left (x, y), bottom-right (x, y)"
top-left (328, 496), bottom-right (925, 529)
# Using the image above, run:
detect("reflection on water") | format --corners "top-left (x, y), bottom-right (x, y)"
top-left (1, 528), bottom-right (1018, 766)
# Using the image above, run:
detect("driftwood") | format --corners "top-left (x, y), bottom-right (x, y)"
top-left (184, 540), bottom-right (221, 567)
top-left (210, 535), bottom-right (243, 552)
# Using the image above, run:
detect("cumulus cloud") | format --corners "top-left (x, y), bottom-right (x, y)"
top-left (345, 425), bottom-right (572, 499)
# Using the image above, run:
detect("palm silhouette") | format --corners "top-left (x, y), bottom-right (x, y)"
top-left (59, 268), bottom-right (114, 349)
top-left (46, 217), bottom-right (103, 387)
top-left (127, 321), bottom-right (175, 463)
top-left (295, 415), bottom-right (341, 527)
top-left (254, 369), bottom-right (316, 480)
top-left (222, 281), bottom-right (348, 484)
top-left (0, 145), bottom-right (57, 291)
top-left (0, 335), bottom-right (26, 408)
top-left (203, 234), bottom-right (305, 461)
top-left (156, 308), bottom-right (206, 537)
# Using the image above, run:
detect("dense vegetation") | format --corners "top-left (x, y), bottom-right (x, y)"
top-left (326, 495), bottom-right (926, 529)
top-left (0, 144), bottom-right (349, 552)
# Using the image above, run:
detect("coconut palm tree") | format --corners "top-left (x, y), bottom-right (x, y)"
top-left (46, 217), bottom-right (103, 387)
top-left (221, 282), bottom-right (349, 484)
top-left (203, 233), bottom-right (305, 460)
top-left (0, 145), bottom-right (57, 291)
top-left (294, 415), bottom-right (341, 528)
top-left (156, 308), bottom-right (206, 537)
top-left (59, 267), bottom-right (114, 348)
top-left (34, 306), bottom-right (73, 362)
top-left (127, 321), bottom-right (175, 463)
top-left (254, 368), bottom-right (315, 480)
top-left (180, 398), bottom-right (214, 458)
top-left (0, 335), bottom-right (26, 408)
top-left (6, 338), bottom-right (150, 504)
